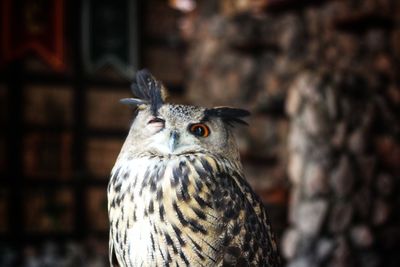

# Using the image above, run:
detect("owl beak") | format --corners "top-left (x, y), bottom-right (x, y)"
top-left (169, 130), bottom-right (180, 152)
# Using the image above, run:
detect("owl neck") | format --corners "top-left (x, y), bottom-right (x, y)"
top-left (110, 152), bottom-right (242, 195)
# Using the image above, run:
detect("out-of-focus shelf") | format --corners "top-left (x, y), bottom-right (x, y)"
top-left (87, 129), bottom-right (127, 139)
top-left (241, 152), bottom-right (279, 166)
top-left (335, 12), bottom-right (394, 33)
top-left (23, 124), bottom-right (73, 134)
top-left (231, 41), bottom-right (281, 55)
top-left (0, 230), bottom-right (108, 243)
top-left (266, 0), bottom-right (329, 13)
top-left (146, 35), bottom-right (187, 49)
top-left (0, 177), bottom-right (108, 187)
top-left (255, 95), bottom-right (287, 118)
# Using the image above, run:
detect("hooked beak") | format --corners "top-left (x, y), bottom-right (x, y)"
top-left (169, 130), bottom-right (180, 152)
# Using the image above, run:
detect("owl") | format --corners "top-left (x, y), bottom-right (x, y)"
top-left (108, 70), bottom-right (281, 267)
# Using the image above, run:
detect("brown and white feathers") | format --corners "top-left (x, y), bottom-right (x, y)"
top-left (108, 69), bottom-right (281, 267)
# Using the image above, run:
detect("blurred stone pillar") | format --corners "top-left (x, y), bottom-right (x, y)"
top-left (282, 70), bottom-right (400, 267)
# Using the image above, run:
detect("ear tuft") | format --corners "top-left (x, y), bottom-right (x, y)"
top-left (204, 106), bottom-right (251, 126)
top-left (126, 69), bottom-right (166, 115)
top-left (120, 98), bottom-right (148, 106)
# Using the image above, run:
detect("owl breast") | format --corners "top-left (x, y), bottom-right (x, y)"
top-left (108, 153), bottom-right (241, 267)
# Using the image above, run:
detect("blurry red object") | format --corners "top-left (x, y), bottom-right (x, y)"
top-left (169, 0), bottom-right (196, 13)
top-left (0, 0), bottom-right (65, 71)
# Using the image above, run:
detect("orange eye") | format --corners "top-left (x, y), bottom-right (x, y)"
top-left (189, 123), bottom-right (210, 137)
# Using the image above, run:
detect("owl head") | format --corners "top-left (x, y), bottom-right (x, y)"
top-left (119, 69), bottom-right (250, 162)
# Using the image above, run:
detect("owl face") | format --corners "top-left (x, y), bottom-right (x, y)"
top-left (126, 104), bottom-right (236, 158)
top-left (119, 70), bottom-right (250, 162)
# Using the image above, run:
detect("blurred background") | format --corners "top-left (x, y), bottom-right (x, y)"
top-left (0, 0), bottom-right (399, 266)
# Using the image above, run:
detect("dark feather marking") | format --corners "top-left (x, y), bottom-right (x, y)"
top-left (173, 201), bottom-right (189, 226)
top-left (115, 196), bottom-right (122, 207)
top-left (167, 251), bottom-right (172, 263)
top-left (150, 232), bottom-right (155, 251)
top-left (203, 251), bottom-right (218, 264)
top-left (195, 249), bottom-right (206, 261)
top-left (148, 199), bottom-right (154, 214)
top-left (156, 164), bottom-right (166, 181)
top-left (222, 233), bottom-right (233, 246)
top-left (181, 172), bottom-right (189, 191)
top-left (224, 207), bottom-right (236, 220)
top-left (115, 221), bottom-right (120, 243)
top-left (156, 188), bottom-right (163, 201)
top-left (111, 167), bottom-right (121, 185)
top-left (232, 223), bottom-right (241, 235)
top-left (141, 168), bottom-right (152, 190)
top-left (236, 257), bottom-right (249, 266)
top-left (172, 225), bottom-right (186, 246)
top-left (172, 167), bottom-right (182, 187)
top-left (114, 183), bottom-right (122, 193)
top-left (190, 236), bottom-right (218, 264)
top-left (150, 179), bottom-right (157, 192)
top-left (179, 251), bottom-right (190, 266)
top-left (222, 246), bottom-right (241, 266)
top-left (202, 237), bottom-right (218, 252)
top-left (213, 158), bottom-right (223, 173)
top-left (123, 231), bottom-right (127, 245)
top-left (194, 165), bottom-right (208, 179)
top-left (178, 186), bottom-right (191, 202)
top-left (195, 179), bottom-right (204, 193)
top-left (188, 235), bottom-right (202, 252)
top-left (159, 246), bottom-right (166, 262)
top-left (200, 158), bottom-right (214, 176)
top-left (159, 204), bottom-right (165, 221)
top-left (110, 245), bottom-right (119, 267)
top-left (165, 233), bottom-right (178, 254)
top-left (192, 207), bottom-right (207, 220)
top-left (188, 219), bottom-right (207, 234)
top-left (194, 195), bottom-right (211, 208)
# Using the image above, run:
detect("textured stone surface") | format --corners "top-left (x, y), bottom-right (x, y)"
top-left (287, 257), bottom-right (316, 267)
top-left (288, 153), bottom-right (304, 185)
top-left (348, 128), bottom-right (367, 155)
top-left (288, 188), bottom-right (301, 225)
top-left (329, 202), bottom-right (353, 234)
top-left (286, 86), bottom-right (302, 116)
top-left (281, 228), bottom-right (301, 259)
top-left (376, 173), bottom-right (394, 197)
top-left (330, 237), bottom-right (354, 267)
top-left (330, 155), bottom-right (354, 197)
top-left (296, 200), bottom-right (328, 236)
top-left (303, 163), bottom-right (329, 197)
top-left (372, 199), bottom-right (390, 226)
top-left (350, 225), bottom-right (373, 248)
top-left (316, 238), bottom-right (335, 261)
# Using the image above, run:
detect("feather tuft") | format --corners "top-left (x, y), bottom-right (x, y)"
top-left (128, 69), bottom-right (166, 115)
top-left (120, 98), bottom-right (148, 106)
top-left (204, 107), bottom-right (250, 126)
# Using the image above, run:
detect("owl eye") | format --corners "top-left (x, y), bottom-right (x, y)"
top-left (148, 117), bottom-right (165, 124)
top-left (189, 123), bottom-right (210, 137)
